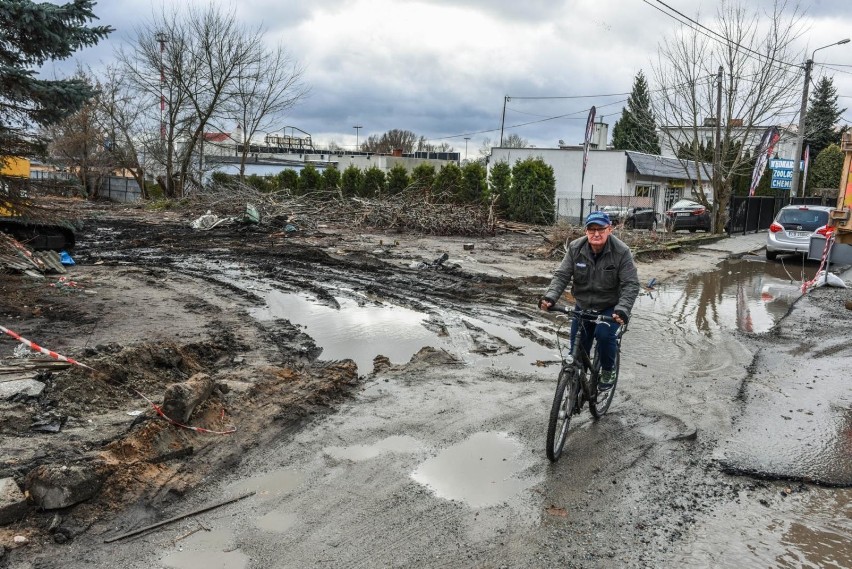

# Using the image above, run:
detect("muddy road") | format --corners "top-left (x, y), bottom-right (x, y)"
top-left (2, 202), bottom-right (850, 568)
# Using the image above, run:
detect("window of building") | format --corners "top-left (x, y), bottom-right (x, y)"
top-left (636, 185), bottom-right (657, 198)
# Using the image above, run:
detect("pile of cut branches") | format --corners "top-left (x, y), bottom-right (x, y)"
top-left (193, 183), bottom-right (494, 236)
top-left (351, 188), bottom-right (492, 236)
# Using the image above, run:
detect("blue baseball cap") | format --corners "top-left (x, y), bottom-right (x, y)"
top-left (584, 211), bottom-right (612, 228)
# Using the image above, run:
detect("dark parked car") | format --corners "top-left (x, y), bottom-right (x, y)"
top-left (665, 199), bottom-right (712, 232)
top-left (623, 207), bottom-right (660, 230)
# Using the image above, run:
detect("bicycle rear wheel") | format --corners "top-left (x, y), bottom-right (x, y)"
top-left (589, 349), bottom-right (619, 418)
top-left (546, 367), bottom-right (580, 462)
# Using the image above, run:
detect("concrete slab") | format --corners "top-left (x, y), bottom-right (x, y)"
top-left (698, 232), bottom-right (767, 256)
top-left (0, 378), bottom-right (45, 399)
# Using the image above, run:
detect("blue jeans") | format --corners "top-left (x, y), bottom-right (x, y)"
top-left (569, 307), bottom-right (620, 371)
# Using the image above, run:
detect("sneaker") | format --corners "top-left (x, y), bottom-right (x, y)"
top-left (598, 369), bottom-right (616, 391)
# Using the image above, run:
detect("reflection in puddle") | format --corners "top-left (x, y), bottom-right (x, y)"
top-left (672, 487), bottom-right (852, 568)
top-left (224, 468), bottom-right (305, 500)
top-left (411, 432), bottom-right (534, 507)
top-left (251, 290), bottom-right (442, 374)
top-left (246, 280), bottom-right (555, 375)
top-left (324, 435), bottom-right (422, 461)
top-left (642, 257), bottom-right (819, 333)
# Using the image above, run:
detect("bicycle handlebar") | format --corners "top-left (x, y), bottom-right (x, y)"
top-left (546, 305), bottom-right (618, 325)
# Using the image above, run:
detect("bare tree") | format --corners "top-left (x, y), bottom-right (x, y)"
top-left (229, 43), bottom-right (308, 181)
top-left (502, 133), bottom-right (529, 148)
top-left (652, 0), bottom-right (805, 232)
top-left (95, 64), bottom-right (152, 197)
top-left (116, 3), bottom-right (295, 197)
top-left (415, 136), bottom-right (454, 153)
top-left (360, 129), bottom-right (419, 153)
top-left (42, 68), bottom-right (112, 198)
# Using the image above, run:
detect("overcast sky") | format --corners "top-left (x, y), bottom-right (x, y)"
top-left (45, 0), bottom-right (852, 154)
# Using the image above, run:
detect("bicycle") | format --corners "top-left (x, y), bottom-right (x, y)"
top-left (544, 306), bottom-right (626, 462)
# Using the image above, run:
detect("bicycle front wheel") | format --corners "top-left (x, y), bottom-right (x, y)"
top-left (546, 367), bottom-right (580, 462)
top-left (589, 349), bottom-right (619, 418)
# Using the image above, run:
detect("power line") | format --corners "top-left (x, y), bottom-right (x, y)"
top-left (506, 92), bottom-right (630, 100)
top-left (641, 0), bottom-right (801, 71)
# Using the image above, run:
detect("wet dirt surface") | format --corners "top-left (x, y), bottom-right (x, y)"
top-left (1, 199), bottom-right (850, 568)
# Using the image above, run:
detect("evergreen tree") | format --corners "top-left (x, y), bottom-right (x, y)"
top-left (340, 164), bottom-right (363, 197)
top-left (297, 163), bottom-right (322, 194)
top-left (362, 165), bottom-right (386, 197)
top-left (0, 0), bottom-right (112, 160)
top-left (488, 161), bottom-right (512, 214)
top-left (410, 163), bottom-right (436, 195)
top-left (460, 162), bottom-right (487, 204)
top-left (321, 166), bottom-right (340, 193)
top-left (433, 163), bottom-right (463, 202)
top-left (805, 76), bottom-right (846, 157)
top-left (386, 163), bottom-right (410, 195)
top-left (810, 143), bottom-right (844, 191)
top-left (276, 169), bottom-right (299, 193)
top-left (509, 157), bottom-right (555, 224)
top-left (611, 71), bottom-right (661, 155)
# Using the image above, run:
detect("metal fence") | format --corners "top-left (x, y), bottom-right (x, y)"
top-left (100, 176), bottom-right (142, 203)
top-left (726, 195), bottom-right (831, 235)
top-left (29, 172), bottom-right (142, 203)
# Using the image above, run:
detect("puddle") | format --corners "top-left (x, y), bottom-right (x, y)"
top-left (250, 289), bottom-right (447, 374)
top-left (220, 263), bottom-right (557, 375)
top-left (324, 435), bottom-right (422, 461)
top-left (669, 487), bottom-right (852, 568)
top-left (223, 468), bottom-right (305, 501)
top-left (161, 550), bottom-right (250, 569)
top-left (641, 257), bottom-right (819, 333)
top-left (161, 528), bottom-right (248, 569)
top-left (411, 432), bottom-right (534, 508)
top-left (255, 510), bottom-right (298, 533)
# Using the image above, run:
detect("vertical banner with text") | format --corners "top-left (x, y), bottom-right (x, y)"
top-left (749, 126), bottom-right (780, 196)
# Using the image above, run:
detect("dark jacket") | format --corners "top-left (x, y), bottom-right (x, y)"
top-left (543, 234), bottom-right (640, 315)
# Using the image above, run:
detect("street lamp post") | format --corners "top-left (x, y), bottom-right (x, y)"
top-left (790, 38), bottom-right (850, 197)
top-left (353, 125), bottom-right (362, 151)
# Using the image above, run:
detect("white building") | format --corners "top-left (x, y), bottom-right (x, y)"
top-left (488, 147), bottom-right (713, 222)
top-left (658, 121), bottom-right (798, 161)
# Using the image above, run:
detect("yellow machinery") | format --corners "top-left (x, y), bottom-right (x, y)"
top-left (1, 157), bottom-right (75, 251)
top-left (830, 132), bottom-right (852, 244)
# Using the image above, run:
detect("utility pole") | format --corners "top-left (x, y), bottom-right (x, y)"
top-left (499, 96), bottom-right (509, 147)
top-left (790, 59), bottom-right (812, 198)
top-left (713, 66), bottom-right (723, 233)
top-left (792, 39), bottom-right (850, 198)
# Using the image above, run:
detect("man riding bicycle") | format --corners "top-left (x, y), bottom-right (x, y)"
top-left (539, 211), bottom-right (640, 390)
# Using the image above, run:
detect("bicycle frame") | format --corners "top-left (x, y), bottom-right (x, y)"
top-left (552, 307), bottom-right (617, 400)
top-left (545, 306), bottom-right (626, 461)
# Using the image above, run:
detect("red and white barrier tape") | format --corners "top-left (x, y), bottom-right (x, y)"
top-left (1, 325), bottom-right (235, 435)
top-left (1, 325), bottom-right (95, 370)
top-left (801, 229), bottom-right (835, 294)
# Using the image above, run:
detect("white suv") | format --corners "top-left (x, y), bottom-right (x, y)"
top-left (765, 205), bottom-right (833, 260)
